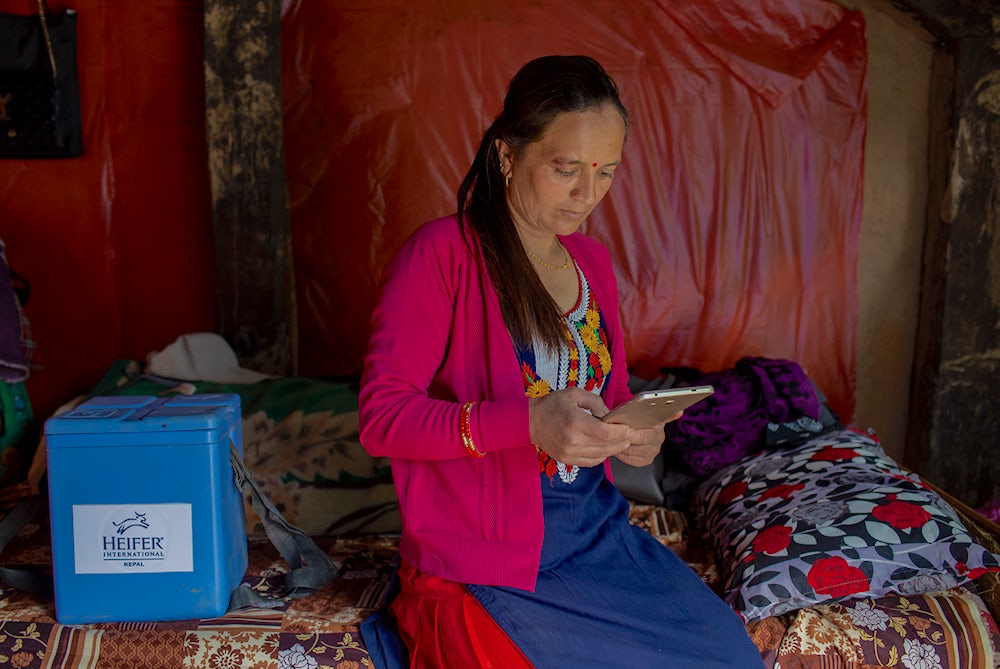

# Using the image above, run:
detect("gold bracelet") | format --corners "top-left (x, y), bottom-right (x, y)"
top-left (459, 401), bottom-right (486, 458)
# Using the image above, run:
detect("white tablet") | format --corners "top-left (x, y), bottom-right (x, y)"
top-left (602, 385), bottom-right (714, 429)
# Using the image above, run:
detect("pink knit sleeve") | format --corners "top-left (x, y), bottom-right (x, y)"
top-left (358, 219), bottom-right (531, 460)
top-left (358, 223), bottom-right (462, 459)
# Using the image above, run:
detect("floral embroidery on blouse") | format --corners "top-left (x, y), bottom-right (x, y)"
top-left (517, 261), bottom-right (612, 484)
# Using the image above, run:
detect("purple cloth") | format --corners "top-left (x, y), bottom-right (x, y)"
top-left (0, 240), bottom-right (28, 383)
top-left (979, 500), bottom-right (1000, 525)
top-left (663, 357), bottom-right (821, 475)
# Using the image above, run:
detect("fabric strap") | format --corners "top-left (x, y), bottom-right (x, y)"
top-left (0, 490), bottom-right (51, 596)
top-left (227, 441), bottom-right (339, 609)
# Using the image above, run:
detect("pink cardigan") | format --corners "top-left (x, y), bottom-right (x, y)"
top-left (358, 215), bottom-right (633, 590)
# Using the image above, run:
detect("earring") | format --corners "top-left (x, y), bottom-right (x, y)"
top-left (505, 173), bottom-right (510, 188)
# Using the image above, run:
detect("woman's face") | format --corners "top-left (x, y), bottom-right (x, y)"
top-left (498, 107), bottom-right (626, 242)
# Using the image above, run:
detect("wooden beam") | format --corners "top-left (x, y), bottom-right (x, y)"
top-left (203, 0), bottom-right (296, 375)
top-left (887, 0), bottom-right (999, 40)
top-left (906, 34), bottom-right (1000, 508)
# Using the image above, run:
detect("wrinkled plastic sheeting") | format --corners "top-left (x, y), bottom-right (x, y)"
top-left (281, 0), bottom-right (866, 421)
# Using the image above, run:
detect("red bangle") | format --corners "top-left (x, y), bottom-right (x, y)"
top-left (459, 401), bottom-right (486, 458)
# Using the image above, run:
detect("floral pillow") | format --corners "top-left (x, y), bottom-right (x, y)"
top-left (693, 428), bottom-right (1000, 623)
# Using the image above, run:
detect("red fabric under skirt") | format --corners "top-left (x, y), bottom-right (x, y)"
top-left (389, 560), bottom-right (535, 669)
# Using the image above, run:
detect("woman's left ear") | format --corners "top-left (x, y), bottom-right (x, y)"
top-left (495, 138), bottom-right (512, 170)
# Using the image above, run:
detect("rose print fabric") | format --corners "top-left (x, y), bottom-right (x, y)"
top-left (694, 429), bottom-right (1000, 623)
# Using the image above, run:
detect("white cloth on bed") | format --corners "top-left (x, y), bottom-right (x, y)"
top-left (146, 332), bottom-right (275, 384)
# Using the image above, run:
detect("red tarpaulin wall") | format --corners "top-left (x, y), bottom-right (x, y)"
top-left (282, 0), bottom-right (867, 420)
top-left (0, 0), bottom-right (865, 423)
top-left (0, 0), bottom-right (216, 419)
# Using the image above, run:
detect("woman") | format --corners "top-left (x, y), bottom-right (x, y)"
top-left (359, 55), bottom-right (763, 668)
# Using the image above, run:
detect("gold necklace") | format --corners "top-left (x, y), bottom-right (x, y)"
top-left (526, 243), bottom-right (571, 270)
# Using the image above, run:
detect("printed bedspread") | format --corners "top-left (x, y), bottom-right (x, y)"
top-left (2, 494), bottom-right (998, 669)
top-left (0, 497), bottom-right (394, 669)
top-left (0, 500), bottom-right (698, 669)
top-left (2, 361), bottom-right (998, 668)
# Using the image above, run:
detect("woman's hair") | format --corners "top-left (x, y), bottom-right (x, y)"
top-left (457, 55), bottom-right (629, 352)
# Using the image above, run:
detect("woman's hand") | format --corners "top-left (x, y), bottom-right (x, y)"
top-left (612, 420), bottom-right (674, 467)
top-left (529, 388), bottom-right (679, 468)
top-left (529, 388), bottom-right (625, 467)
top-left (614, 409), bottom-right (682, 467)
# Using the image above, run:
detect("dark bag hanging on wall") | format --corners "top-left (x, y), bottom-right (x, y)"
top-left (0, 0), bottom-right (82, 158)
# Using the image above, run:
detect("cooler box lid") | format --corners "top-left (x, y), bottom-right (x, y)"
top-left (44, 394), bottom-right (241, 443)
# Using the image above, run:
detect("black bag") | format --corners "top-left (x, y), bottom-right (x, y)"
top-left (0, 0), bottom-right (82, 158)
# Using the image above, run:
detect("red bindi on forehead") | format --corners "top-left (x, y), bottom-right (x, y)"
top-left (592, 162), bottom-right (598, 167)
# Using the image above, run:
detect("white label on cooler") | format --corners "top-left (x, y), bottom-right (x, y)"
top-left (72, 503), bottom-right (194, 574)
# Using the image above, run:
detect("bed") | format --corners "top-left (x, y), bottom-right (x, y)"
top-left (1, 359), bottom-right (998, 668)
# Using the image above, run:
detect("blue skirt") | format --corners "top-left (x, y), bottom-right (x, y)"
top-left (467, 465), bottom-right (764, 668)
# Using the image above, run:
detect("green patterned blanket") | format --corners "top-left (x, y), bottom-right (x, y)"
top-left (90, 360), bottom-right (400, 536)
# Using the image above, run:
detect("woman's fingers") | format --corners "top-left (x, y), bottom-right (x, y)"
top-left (529, 389), bottom-right (638, 467)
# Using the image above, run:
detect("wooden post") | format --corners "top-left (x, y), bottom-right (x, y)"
top-left (203, 0), bottom-right (296, 375)
top-left (898, 1), bottom-right (1000, 507)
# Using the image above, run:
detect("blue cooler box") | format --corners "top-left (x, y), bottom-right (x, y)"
top-left (44, 393), bottom-right (248, 624)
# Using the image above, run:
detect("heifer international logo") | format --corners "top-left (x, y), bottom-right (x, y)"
top-left (102, 511), bottom-right (166, 567)
top-left (113, 511), bottom-right (149, 534)
top-left (72, 503), bottom-right (193, 574)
